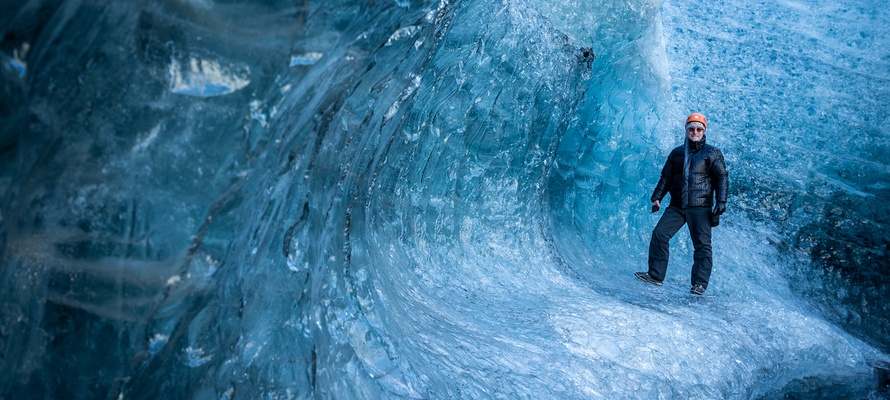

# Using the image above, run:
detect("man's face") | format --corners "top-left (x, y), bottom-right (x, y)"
top-left (686, 126), bottom-right (705, 142)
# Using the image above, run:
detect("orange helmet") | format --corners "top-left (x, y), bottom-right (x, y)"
top-left (685, 113), bottom-right (707, 128)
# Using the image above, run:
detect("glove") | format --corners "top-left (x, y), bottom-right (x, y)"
top-left (712, 202), bottom-right (726, 217)
top-left (651, 201), bottom-right (660, 213)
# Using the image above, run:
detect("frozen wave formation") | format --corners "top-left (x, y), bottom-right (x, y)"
top-left (1, 0), bottom-right (888, 399)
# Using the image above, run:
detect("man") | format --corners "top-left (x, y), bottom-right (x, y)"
top-left (635, 113), bottom-right (728, 295)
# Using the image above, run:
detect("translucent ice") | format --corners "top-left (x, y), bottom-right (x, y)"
top-left (0, 0), bottom-right (887, 398)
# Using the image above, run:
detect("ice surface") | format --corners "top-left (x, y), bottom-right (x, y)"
top-left (0, 0), bottom-right (888, 399)
top-left (167, 56), bottom-right (251, 97)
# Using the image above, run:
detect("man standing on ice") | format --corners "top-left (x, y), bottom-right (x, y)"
top-left (635, 113), bottom-right (728, 295)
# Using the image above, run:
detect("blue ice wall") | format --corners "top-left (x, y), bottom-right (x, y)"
top-left (0, 0), bottom-right (888, 399)
top-left (660, 0), bottom-right (890, 358)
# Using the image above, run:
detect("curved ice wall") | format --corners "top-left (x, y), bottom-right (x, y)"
top-left (0, 0), bottom-right (888, 399)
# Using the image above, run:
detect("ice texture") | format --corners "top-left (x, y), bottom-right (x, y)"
top-left (0, 0), bottom-right (888, 399)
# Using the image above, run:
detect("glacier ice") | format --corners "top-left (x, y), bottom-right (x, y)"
top-left (0, 0), bottom-right (888, 399)
top-left (167, 56), bottom-right (252, 97)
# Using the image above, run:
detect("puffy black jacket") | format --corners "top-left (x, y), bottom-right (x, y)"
top-left (651, 136), bottom-right (728, 209)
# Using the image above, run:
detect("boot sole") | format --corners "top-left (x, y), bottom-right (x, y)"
top-left (635, 272), bottom-right (663, 286)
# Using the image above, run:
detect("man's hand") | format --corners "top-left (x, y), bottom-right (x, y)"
top-left (651, 200), bottom-right (660, 213)
top-left (712, 202), bottom-right (726, 216)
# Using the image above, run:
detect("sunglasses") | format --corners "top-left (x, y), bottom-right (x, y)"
top-left (687, 127), bottom-right (705, 133)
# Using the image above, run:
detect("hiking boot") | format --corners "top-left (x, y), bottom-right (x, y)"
top-left (634, 271), bottom-right (663, 286)
top-left (690, 284), bottom-right (705, 295)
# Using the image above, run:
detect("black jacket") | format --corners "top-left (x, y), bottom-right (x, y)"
top-left (651, 136), bottom-right (728, 209)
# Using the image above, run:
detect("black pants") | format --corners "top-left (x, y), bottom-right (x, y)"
top-left (647, 206), bottom-right (713, 289)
